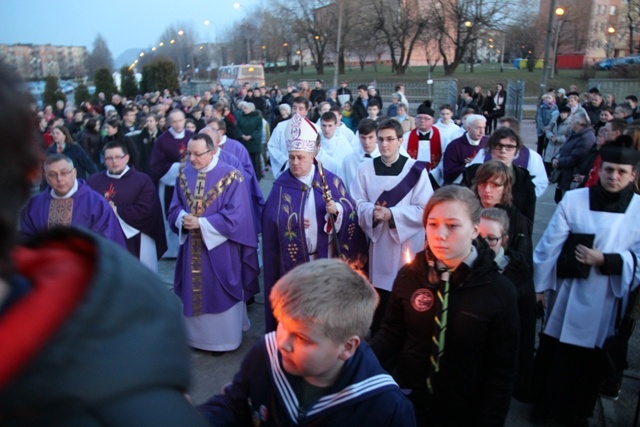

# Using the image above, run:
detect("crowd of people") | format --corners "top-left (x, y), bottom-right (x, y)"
top-left (2, 58), bottom-right (640, 426)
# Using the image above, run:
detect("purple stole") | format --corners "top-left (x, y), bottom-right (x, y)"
top-left (483, 147), bottom-right (530, 168)
top-left (375, 162), bottom-right (427, 208)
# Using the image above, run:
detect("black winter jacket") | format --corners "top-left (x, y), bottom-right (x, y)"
top-left (370, 242), bottom-right (518, 426)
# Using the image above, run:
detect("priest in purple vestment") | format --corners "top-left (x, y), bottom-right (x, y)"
top-left (20, 154), bottom-right (126, 248)
top-left (442, 114), bottom-right (488, 184)
top-left (87, 141), bottom-right (168, 272)
top-left (262, 114), bottom-right (366, 332)
top-left (168, 133), bottom-right (259, 352)
top-left (206, 118), bottom-right (265, 234)
top-left (148, 109), bottom-right (194, 258)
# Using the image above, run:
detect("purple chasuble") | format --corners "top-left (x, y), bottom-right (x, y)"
top-left (168, 162), bottom-right (259, 317)
top-left (262, 164), bottom-right (367, 332)
top-left (148, 129), bottom-right (194, 184)
top-left (219, 148), bottom-right (265, 234)
top-left (87, 167), bottom-right (168, 259)
top-left (19, 179), bottom-right (127, 248)
top-left (442, 133), bottom-right (488, 184)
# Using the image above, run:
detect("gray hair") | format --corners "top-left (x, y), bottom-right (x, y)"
top-left (466, 114), bottom-right (487, 127)
top-left (242, 102), bottom-right (256, 113)
top-left (572, 110), bottom-right (591, 127)
top-left (279, 103), bottom-right (291, 115)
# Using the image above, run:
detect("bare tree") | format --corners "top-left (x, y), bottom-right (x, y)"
top-left (88, 34), bottom-right (114, 76)
top-left (624, 0), bottom-right (640, 54)
top-left (274, 0), bottom-right (337, 74)
top-left (429, 0), bottom-right (510, 75)
top-left (365, 0), bottom-right (426, 75)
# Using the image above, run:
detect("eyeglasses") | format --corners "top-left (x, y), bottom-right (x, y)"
top-left (104, 155), bottom-right (127, 162)
top-left (415, 115), bottom-right (433, 121)
top-left (491, 142), bottom-right (518, 152)
top-left (377, 137), bottom-right (398, 143)
top-left (46, 169), bottom-right (74, 180)
top-left (483, 235), bottom-right (504, 245)
top-left (186, 150), bottom-right (212, 158)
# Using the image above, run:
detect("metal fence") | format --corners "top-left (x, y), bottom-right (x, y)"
top-left (506, 80), bottom-right (525, 121)
top-left (587, 78), bottom-right (640, 103)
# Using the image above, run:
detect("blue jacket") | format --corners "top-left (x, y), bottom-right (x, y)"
top-left (198, 333), bottom-right (416, 426)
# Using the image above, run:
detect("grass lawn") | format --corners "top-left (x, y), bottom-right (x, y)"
top-left (265, 63), bottom-right (612, 98)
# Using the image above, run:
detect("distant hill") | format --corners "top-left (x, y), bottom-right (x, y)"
top-left (115, 48), bottom-right (142, 69)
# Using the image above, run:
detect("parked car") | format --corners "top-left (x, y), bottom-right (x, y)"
top-left (594, 55), bottom-right (640, 70)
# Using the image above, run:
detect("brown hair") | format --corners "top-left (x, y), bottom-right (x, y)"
top-left (471, 160), bottom-right (513, 207)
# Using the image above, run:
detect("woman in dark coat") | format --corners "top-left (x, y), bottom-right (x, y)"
top-left (370, 185), bottom-right (518, 427)
top-left (77, 118), bottom-right (102, 168)
top-left (46, 125), bottom-right (97, 180)
top-left (236, 101), bottom-right (263, 180)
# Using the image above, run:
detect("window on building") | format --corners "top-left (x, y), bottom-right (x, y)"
top-left (610, 6), bottom-right (616, 15)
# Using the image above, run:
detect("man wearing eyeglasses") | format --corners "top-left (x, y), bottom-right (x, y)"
top-left (87, 142), bottom-right (167, 272)
top-left (19, 153), bottom-right (126, 248)
top-left (352, 118), bottom-right (433, 334)
top-left (167, 133), bottom-right (259, 354)
top-left (402, 100), bottom-right (443, 188)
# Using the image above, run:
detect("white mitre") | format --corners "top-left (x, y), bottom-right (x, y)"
top-left (285, 113), bottom-right (317, 153)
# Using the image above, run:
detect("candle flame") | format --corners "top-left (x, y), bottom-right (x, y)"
top-left (405, 248), bottom-right (412, 264)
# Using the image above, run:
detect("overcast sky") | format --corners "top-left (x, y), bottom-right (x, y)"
top-left (0, 0), bottom-right (260, 58)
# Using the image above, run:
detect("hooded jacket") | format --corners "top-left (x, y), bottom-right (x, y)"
top-left (0, 227), bottom-right (207, 427)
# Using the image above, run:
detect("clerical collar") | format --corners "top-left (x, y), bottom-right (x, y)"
top-left (106, 165), bottom-right (130, 179)
top-left (196, 154), bottom-right (218, 173)
top-left (51, 179), bottom-right (79, 199)
top-left (361, 145), bottom-right (380, 159)
top-left (219, 135), bottom-right (227, 146)
top-left (168, 127), bottom-right (185, 139)
top-left (381, 152), bottom-right (400, 166)
top-left (373, 154), bottom-right (408, 176)
top-left (589, 182), bottom-right (635, 213)
top-left (295, 164), bottom-right (316, 187)
top-left (466, 133), bottom-right (482, 146)
top-left (418, 130), bottom-right (431, 136)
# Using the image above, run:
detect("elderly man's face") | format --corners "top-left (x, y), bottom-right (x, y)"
top-left (170, 112), bottom-right (186, 133)
top-left (467, 120), bottom-right (486, 140)
top-left (45, 159), bottom-right (77, 196)
top-left (187, 138), bottom-right (214, 171)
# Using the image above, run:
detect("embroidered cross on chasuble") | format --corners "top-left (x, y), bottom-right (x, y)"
top-left (48, 198), bottom-right (74, 228)
top-left (427, 268), bottom-right (451, 394)
top-left (178, 168), bottom-right (244, 315)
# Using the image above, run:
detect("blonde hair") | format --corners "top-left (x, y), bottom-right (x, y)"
top-left (270, 259), bottom-right (379, 343)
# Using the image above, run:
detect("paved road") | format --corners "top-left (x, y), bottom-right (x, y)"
top-left (157, 119), bottom-right (639, 426)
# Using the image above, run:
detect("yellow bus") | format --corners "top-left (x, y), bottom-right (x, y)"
top-left (217, 64), bottom-right (265, 89)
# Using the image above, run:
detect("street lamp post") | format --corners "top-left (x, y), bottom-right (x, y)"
top-left (539, 0), bottom-right (558, 98)
top-left (606, 26), bottom-right (616, 58)
top-left (550, 6), bottom-right (566, 80)
top-left (296, 50), bottom-right (303, 75)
